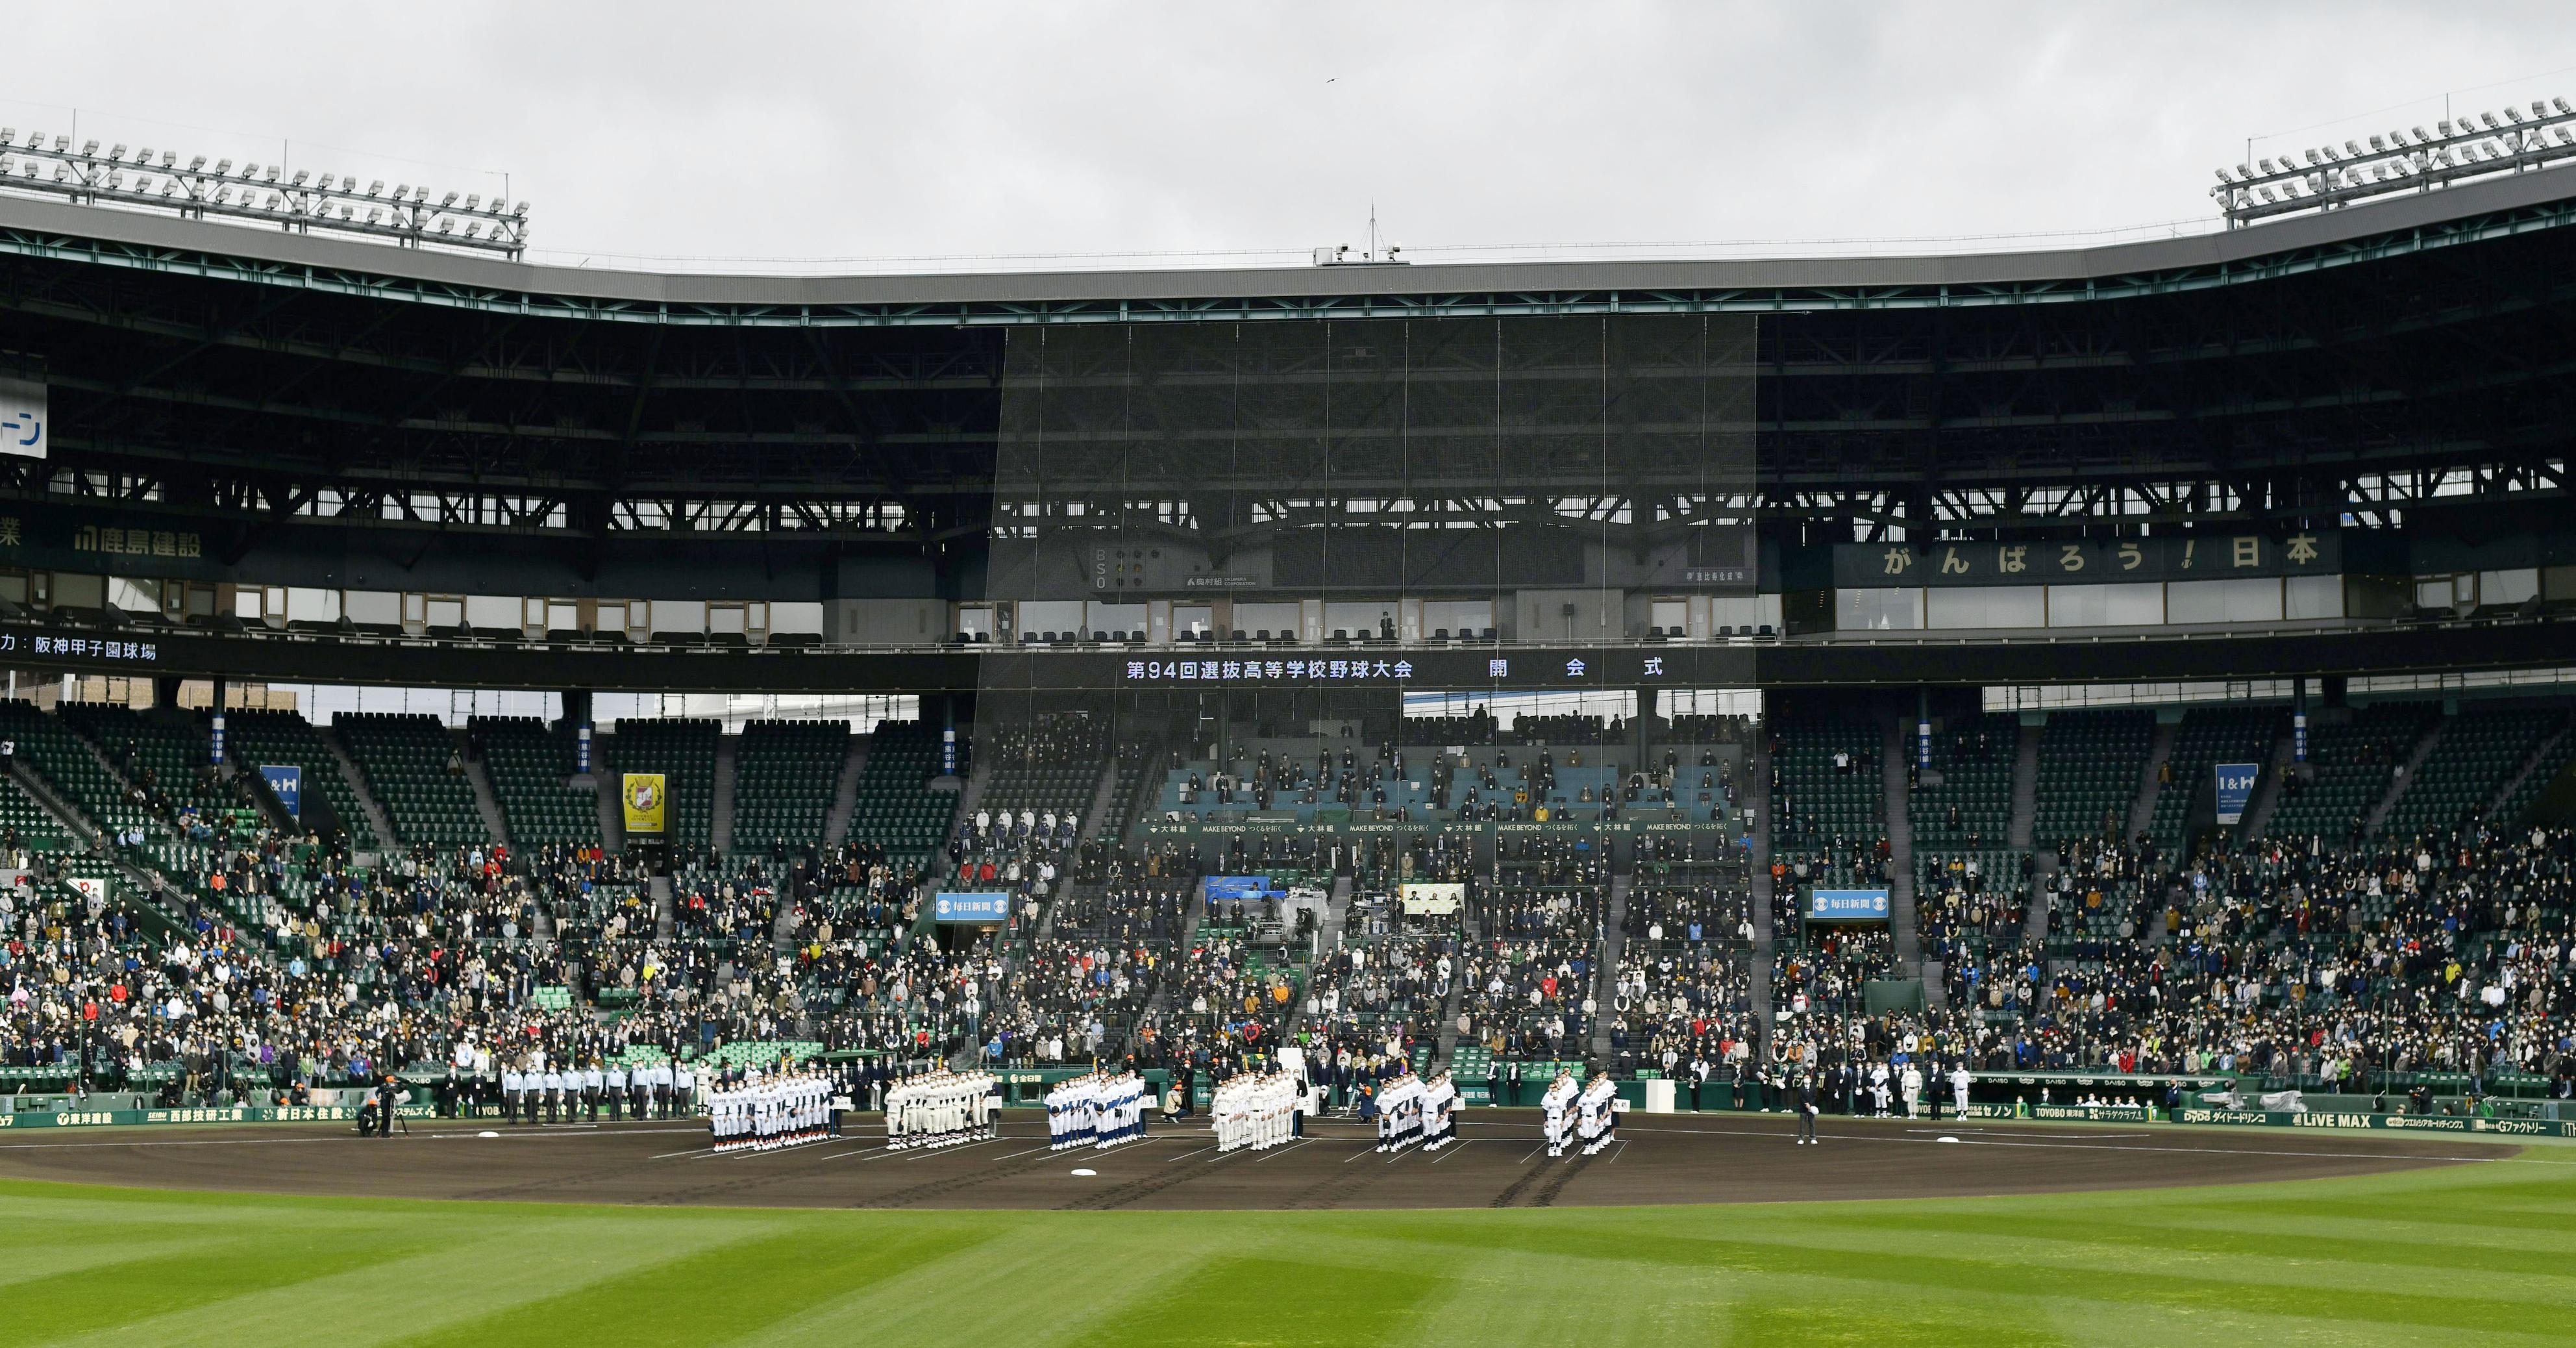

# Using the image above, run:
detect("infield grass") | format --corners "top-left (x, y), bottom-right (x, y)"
top-left (1, 1151), bottom-right (2571, 1347)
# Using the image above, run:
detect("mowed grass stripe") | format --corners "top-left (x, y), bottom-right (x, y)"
top-left (2233, 1196), bottom-right (2576, 1236)
top-left (1728, 1299), bottom-right (2074, 1348)
top-left (1393, 1243), bottom-right (1742, 1348)
top-left (394, 1222), bottom-right (989, 1348)
top-left (1796, 1209), bottom-right (2576, 1282)
top-left (1361, 1217), bottom-right (2574, 1334)
top-left (1065, 1254), bottom-right (1448, 1348)
top-left (0, 1234), bottom-right (212, 1297)
top-left (728, 1217), bottom-right (1198, 1348)
top-left (42, 1215), bottom-right (736, 1348)
top-left (0, 1227), bottom-right (430, 1347)
top-left (0, 1158), bottom-right (2569, 1346)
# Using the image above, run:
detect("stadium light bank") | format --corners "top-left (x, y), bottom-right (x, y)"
top-left (2215, 95), bottom-right (2576, 227)
top-left (0, 128), bottom-right (528, 258)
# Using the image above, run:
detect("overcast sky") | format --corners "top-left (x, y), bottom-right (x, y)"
top-left (9, 2), bottom-right (2576, 271)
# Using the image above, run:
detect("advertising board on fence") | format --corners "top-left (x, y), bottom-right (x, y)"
top-left (2172, 1107), bottom-right (2576, 1138)
top-left (0, 1104), bottom-right (434, 1129)
top-left (1957, 1102), bottom-right (2156, 1123)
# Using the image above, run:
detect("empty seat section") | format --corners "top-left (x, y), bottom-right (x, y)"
top-left (2263, 701), bottom-right (2437, 842)
top-left (845, 721), bottom-right (954, 866)
top-left (474, 716), bottom-right (600, 847)
top-left (336, 712), bottom-right (490, 847)
top-left (222, 710), bottom-right (378, 851)
top-left (2149, 705), bottom-right (2282, 858)
top-left (2030, 709), bottom-right (2152, 851)
top-left (731, 719), bottom-right (848, 853)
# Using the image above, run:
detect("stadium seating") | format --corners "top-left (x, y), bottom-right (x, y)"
top-left (2496, 721), bottom-right (2576, 825)
top-left (2030, 709), bottom-right (2153, 849)
top-left (974, 714), bottom-right (1109, 840)
top-left (1615, 870), bottom-right (1755, 1073)
top-left (2148, 704), bottom-right (2281, 859)
top-left (2377, 706), bottom-right (2562, 840)
top-left (0, 700), bottom-right (160, 843)
top-left (58, 705), bottom-right (235, 829)
top-left (1770, 717), bottom-right (1885, 888)
top-left (730, 719), bottom-right (848, 854)
top-left (1909, 711), bottom-right (2023, 946)
top-left (606, 718), bottom-right (719, 850)
top-left (336, 713), bottom-right (489, 847)
top-left (1461, 877), bottom-right (1603, 1062)
top-left (844, 721), bottom-right (955, 862)
top-left (1909, 712), bottom-right (2016, 851)
top-left (2262, 701), bottom-right (2436, 842)
top-left (0, 771), bottom-right (72, 851)
top-left (223, 710), bottom-right (380, 851)
top-left (473, 717), bottom-right (599, 847)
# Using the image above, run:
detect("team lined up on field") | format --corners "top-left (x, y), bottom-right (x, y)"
top-left (680, 1055), bottom-right (1646, 1160)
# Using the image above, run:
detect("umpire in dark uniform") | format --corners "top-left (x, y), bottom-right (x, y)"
top-left (1794, 1074), bottom-right (1818, 1145)
top-left (374, 1073), bottom-right (403, 1138)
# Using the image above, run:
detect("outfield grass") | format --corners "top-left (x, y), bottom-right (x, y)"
top-left (1, 1153), bottom-right (2570, 1347)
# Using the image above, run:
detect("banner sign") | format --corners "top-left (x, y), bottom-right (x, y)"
top-left (1835, 531), bottom-right (2341, 587)
top-left (2214, 762), bottom-right (2259, 826)
top-left (932, 891), bottom-right (1011, 924)
top-left (621, 773), bottom-right (666, 836)
top-left (1204, 875), bottom-right (1280, 901)
top-left (0, 377), bottom-right (44, 460)
top-left (1400, 882), bottom-right (1465, 916)
top-left (1806, 888), bottom-right (1890, 922)
top-left (260, 764), bottom-right (303, 819)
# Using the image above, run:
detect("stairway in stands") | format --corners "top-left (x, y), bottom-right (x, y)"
top-left (710, 732), bottom-right (739, 853)
top-left (821, 731), bottom-right (869, 848)
top-left (2007, 715), bottom-right (2046, 944)
top-left (1746, 730), bottom-right (1777, 1049)
top-left (1589, 871), bottom-right (1630, 1063)
top-left (1881, 715), bottom-right (1920, 978)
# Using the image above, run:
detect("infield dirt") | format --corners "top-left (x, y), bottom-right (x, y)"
top-left (0, 1108), bottom-right (2510, 1210)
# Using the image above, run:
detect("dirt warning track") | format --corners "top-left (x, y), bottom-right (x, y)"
top-left (0, 1110), bottom-right (2508, 1210)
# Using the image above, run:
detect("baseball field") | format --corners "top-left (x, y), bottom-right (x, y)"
top-left (0, 1129), bottom-right (2568, 1347)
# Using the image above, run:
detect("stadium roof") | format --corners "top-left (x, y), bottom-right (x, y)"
top-left (3, 158), bottom-right (2575, 324)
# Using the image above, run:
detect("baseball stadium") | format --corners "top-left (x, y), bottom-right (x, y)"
top-left (0, 89), bottom-right (2572, 1348)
